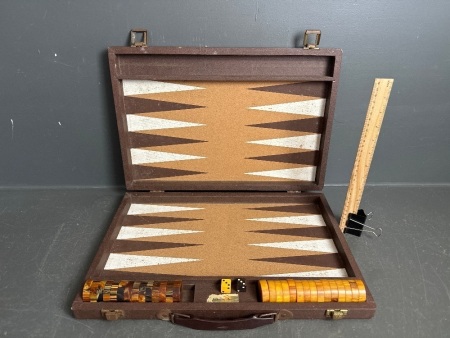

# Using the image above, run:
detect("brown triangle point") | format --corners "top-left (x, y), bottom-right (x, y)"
top-left (248, 204), bottom-right (321, 214)
top-left (124, 96), bottom-right (204, 114)
top-left (123, 215), bottom-right (203, 226)
top-left (248, 151), bottom-right (319, 165)
top-left (248, 117), bottom-right (323, 133)
top-left (111, 240), bottom-right (201, 253)
top-left (249, 81), bottom-right (330, 98)
top-left (129, 132), bottom-right (206, 148)
top-left (250, 226), bottom-right (330, 239)
top-left (100, 270), bottom-right (187, 279)
top-left (252, 253), bottom-right (344, 269)
top-left (134, 165), bottom-right (205, 180)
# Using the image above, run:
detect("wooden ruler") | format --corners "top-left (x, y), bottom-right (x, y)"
top-left (339, 78), bottom-right (394, 231)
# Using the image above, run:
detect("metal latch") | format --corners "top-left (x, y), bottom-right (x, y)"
top-left (303, 30), bottom-right (321, 49)
top-left (130, 29), bottom-right (148, 47)
top-left (325, 309), bottom-right (348, 320)
top-left (101, 309), bottom-right (124, 320)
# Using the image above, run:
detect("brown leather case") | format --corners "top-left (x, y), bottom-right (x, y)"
top-left (71, 45), bottom-right (376, 329)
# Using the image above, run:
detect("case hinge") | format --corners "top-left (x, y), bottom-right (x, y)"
top-left (130, 29), bottom-right (148, 47)
top-left (101, 309), bottom-right (124, 321)
top-left (303, 29), bottom-right (321, 49)
top-left (325, 309), bottom-right (348, 320)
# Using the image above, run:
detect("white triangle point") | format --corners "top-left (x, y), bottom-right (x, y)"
top-left (123, 80), bottom-right (204, 96)
top-left (246, 167), bottom-right (316, 181)
top-left (248, 135), bottom-right (321, 150)
top-left (130, 149), bottom-right (205, 165)
top-left (116, 226), bottom-right (203, 240)
top-left (249, 99), bottom-right (326, 117)
top-left (249, 239), bottom-right (338, 253)
top-left (247, 215), bottom-right (326, 226)
top-left (127, 115), bottom-right (204, 132)
top-left (261, 268), bottom-right (348, 278)
top-left (127, 204), bottom-right (203, 215)
top-left (104, 253), bottom-right (201, 270)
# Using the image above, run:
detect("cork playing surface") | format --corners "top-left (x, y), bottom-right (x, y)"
top-left (122, 80), bottom-right (329, 183)
top-left (102, 199), bottom-right (348, 278)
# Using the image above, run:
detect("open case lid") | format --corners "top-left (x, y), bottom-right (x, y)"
top-left (108, 46), bottom-right (342, 191)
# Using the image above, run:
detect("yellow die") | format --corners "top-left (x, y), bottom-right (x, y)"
top-left (221, 279), bottom-right (231, 294)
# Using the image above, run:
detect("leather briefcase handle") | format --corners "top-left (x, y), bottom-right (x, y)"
top-left (170, 312), bottom-right (278, 330)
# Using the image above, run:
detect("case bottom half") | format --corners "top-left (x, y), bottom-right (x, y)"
top-left (71, 192), bottom-right (375, 327)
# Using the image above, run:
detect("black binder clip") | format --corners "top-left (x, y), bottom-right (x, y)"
top-left (344, 209), bottom-right (382, 237)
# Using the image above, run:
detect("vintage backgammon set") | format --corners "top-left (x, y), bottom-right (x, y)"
top-left (71, 30), bottom-right (376, 330)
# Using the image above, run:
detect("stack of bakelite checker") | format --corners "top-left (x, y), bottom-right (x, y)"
top-left (258, 279), bottom-right (366, 303)
top-left (82, 280), bottom-right (182, 303)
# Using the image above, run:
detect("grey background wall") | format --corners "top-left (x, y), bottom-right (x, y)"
top-left (1, 0), bottom-right (449, 188)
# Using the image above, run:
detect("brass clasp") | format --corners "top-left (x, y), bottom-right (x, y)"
top-left (101, 309), bottom-right (124, 320)
top-left (325, 309), bottom-right (348, 320)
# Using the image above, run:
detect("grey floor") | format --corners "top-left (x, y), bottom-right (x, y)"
top-left (1, 186), bottom-right (449, 338)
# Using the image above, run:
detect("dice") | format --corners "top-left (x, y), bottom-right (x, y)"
top-left (236, 278), bottom-right (246, 293)
top-left (221, 279), bottom-right (231, 294)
